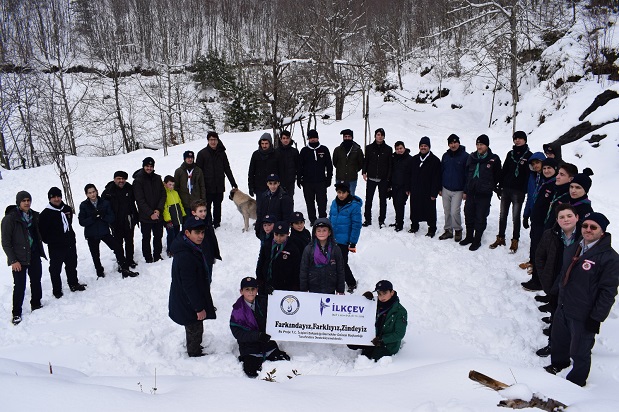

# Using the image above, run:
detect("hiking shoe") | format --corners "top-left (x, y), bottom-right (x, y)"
top-left (538, 303), bottom-right (551, 313)
top-left (519, 261), bottom-right (532, 270)
top-left (53, 291), bottom-right (64, 299)
top-left (69, 283), bottom-right (87, 292)
top-left (96, 267), bottom-right (105, 278)
top-left (425, 230), bottom-right (436, 238)
top-left (128, 260), bottom-right (138, 269)
top-left (438, 230), bottom-right (453, 240)
top-left (454, 230), bottom-right (463, 242)
top-left (469, 242), bottom-right (481, 251)
top-left (509, 239), bottom-right (519, 253)
top-left (489, 236), bottom-right (506, 249)
top-left (121, 268), bottom-right (139, 278)
top-left (153, 255), bottom-right (163, 262)
top-left (31, 303), bottom-right (43, 311)
top-left (535, 295), bottom-right (550, 303)
top-left (394, 226), bottom-right (403, 232)
top-left (544, 364), bottom-right (564, 375)
top-left (536, 345), bottom-right (552, 357)
top-left (12, 316), bottom-right (22, 325)
top-left (362, 221), bottom-right (371, 227)
top-left (407, 227), bottom-right (418, 234)
top-left (145, 257), bottom-right (154, 263)
top-left (459, 236), bottom-right (473, 246)
top-left (522, 279), bottom-right (543, 292)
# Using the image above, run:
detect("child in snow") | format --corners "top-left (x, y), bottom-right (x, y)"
top-left (230, 277), bottom-right (290, 377)
top-left (189, 199), bottom-right (221, 282)
top-left (289, 211), bottom-right (311, 253)
top-left (163, 175), bottom-right (185, 257)
top-left (299, 218), bottom-right (345, 294)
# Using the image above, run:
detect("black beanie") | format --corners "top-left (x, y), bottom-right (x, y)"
top-left (142, 157), bottom-right (155, 167)
top-left (476, 134), bottom-right (490, 146)
top-left (340, 129), bottom-right (354, 138)
top-left (48, 187), bottom-right (62, 199)
top-left (571, 169), bottom-right (594, 193)
top-left (16, 190), bottom-right (32, 205)
top-left (114, 170), bottom-right (129, 179)
top-left (447, 134), bottom-right (460, 144)
top-left (308, 129), bottom-right (319, 139)
top-left (513, 130), bottom-right (527, 142)
top-left (419, 136), bottom-right (431, 148)
top-left (183, 151), bottom-right (194, 159)
top-left (542, 158), bottom-right (559, 171)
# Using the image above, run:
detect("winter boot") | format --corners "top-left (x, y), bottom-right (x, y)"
top-left (459, 230), bottom-right (474, 246)
top-left (69, 283), bottom-right (87, 292)
top-left (96, 266), bottom-right (105, 278)
top-left (438, 230), bottom-right (453, 240)
top-left (425, 229), bottom-right (436, 238)
top-left (362, 220), bottom-right (371, 227)
top-left (536, 345), bottom-right (552, 357)
top-left (454, 230), bottom-right (463, 242)
top-left (521, 279), bottom-right (542, 291)
top-left (469, 232), bottom-right (483, 251)
top-left (509, 239), bottom-right (519, 253)
top-left (121, 267), bottom-right (140, 278)
top-left (489, 236), bottom-right (505, 249)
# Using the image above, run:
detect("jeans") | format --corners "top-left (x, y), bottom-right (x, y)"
top-left (498, 188), bottom-right (526, 240)
top-left (441, 188), bottom-right (464, 231)
top-left (345, 180), bottom-right (358, 197)
top-left (12, 253), bottom-right (42, 316)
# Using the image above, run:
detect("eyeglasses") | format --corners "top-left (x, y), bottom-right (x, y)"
top-left (582, 223), bottom-right (599, 231)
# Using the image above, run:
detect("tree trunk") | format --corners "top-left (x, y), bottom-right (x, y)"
top-left (113, 75), bottom-right (131, 153)
top-left (510, 2), bottom-right (519, 134)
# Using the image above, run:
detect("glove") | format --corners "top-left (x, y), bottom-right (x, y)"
top-left (523, 217), bottom-right (529, 229)
top-left (258, 332), bottom-right (271, 343)
top-left (165, 221), bottom-right (174, 229)
top-left (348, 243), bottom-right (357, 253)
top-left (297, 181), bottom-right (303, 189)
top-left (93, 210), bottom-right (102, 219)
top-left (249, 190), bottom-right (255, 197)
top-left (585, 317), bottom-right (600, 334)
top-left (494, 188), bottom-right (502, 200)
top-left (362, 291), bottom-right (374, 300)
top-left (371, 337), bottom-right (382, 347)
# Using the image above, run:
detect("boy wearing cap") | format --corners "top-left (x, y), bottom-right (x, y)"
top-left (133, 157), bottom-right (166, 263)
top-left (169, 217), bottom-right (217, 357)
top-left (362, 128), bottom-right (392, 228)
top-left (255, 174), bottom-right (293, 240)
top-left (230, 276), bottom-right (290, 377)
top-left (298, 129), bottom-right (333, 225)
top-left (351, 280), bottom-right (408, 361)
top-left (102, 171), bottom-right (139, 268)
top-left (333, 129), bottom-right (364, 196)
top-left (174, 150), bottom-right (206, 219)
top-left (409, 136), bottom-right (441, 237)
top-left (256, 221), bottom-right (301, 294)
top-left (545, 212), bottom-right (619, 387)
top-left (39, 187), bottom-right (86, 298)
top-left (2, 191), bottom-right (46, 325)
top-left (439, 134), bottom-right (468, 241)
top-left (195, 132), bottom-right (238, 228)
top-left (289, 211), bottom-right (311, 253)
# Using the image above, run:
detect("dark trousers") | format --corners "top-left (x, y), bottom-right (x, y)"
top-left (48, 244), bottom-right (79, 294)
top-left (12, 256), bottom-right (42, 316)
top-left (112, 226), bottom-right (135, 263)
top-left (205, 192), bottom-right (224, 225)
top-left (392, 187), bottom-right (408, 228)
top-left (529, 223), bottom-right (545, 283)
top-left (551, 306), bottom-right (596, 387)
top-left (498, 188), bottom-right (526, 240)
top-left (365, 179), bottom-right (389, 223)
top-left (166, 225), bottom-right (181, 253)
top-left (464, 193), bottom-right (492, 238)
top-left (87, 234), bottom-right (126, 270)
top-left (338, 243), bottom-right (357, 288)
top-left (302, 181), bottom-right (327, 223)
top-left (185, 321), bottom-right (204, 356)
top-left (140, 220), bottom-right (164, 260)
top-left (282, 181), bottom-right (295, 204)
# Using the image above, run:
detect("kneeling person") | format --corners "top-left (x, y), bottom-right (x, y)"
top-left (230, 277), bottom-right (290, 377)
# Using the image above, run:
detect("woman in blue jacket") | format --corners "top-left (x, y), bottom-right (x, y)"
top-left (329, 182), bottom-right (362, 293)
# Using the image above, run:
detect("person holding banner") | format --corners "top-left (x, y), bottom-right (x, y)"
top-left (350, 280), bottom-right (408, 361)
top-left (255, 221), bottom-right (301, 294)
top-left (230, 277), bottom-right (290, 378)
top-left (299, 218), bottom-right (345, 294)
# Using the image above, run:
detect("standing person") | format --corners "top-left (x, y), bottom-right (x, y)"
top-left (362, 128), bottom-right (392, 228)
top-left (78, 184), bottom-right (138, 279)
top-left (489, 131), bottom-right (531, 252)
top-left (439, 134), bottom-right (468, 241)
top-left (544, 163), bottom-right (578, 230)
top-left (520, 152), bottom-right (546, 269)
top-left (276, 130), bottom-right (299, 200)
top-left (255, 221), bottom-right (301, 294)
top-left (329, 182), bottom-right (362, 293)
top-left (332, 129), bottom-right (364, 196)
top-left (39, 187), bottom-right (86, 299)
top-left (255, 174), bottom-right (293, 240)
top-left (298, 129), bottom-right (333, 225)
top-left (299, 218), bottom-right (345, 294)
top-left (389, 141), bottom-right (412, 232)
top-left (248, 133), bottom-right (280, 201)
top-left (189, 200), bottom-right (221, 282)
top-left (543, 142), bottom-right (563, 164)
top-left (230, 277), bottom-right (290, 378)
top-left (168, 217), bottom-right (217, 358)
top-left (2, 191), bottom-right (46, 325)
top-left (163, 176), bottom-right (186, 257)
top-left (568, 170), bottom-right (594, 219)
top-left (174, 150), bottom-right (206, 221)
top-left (102, 171), bottom-right (139, 268)
top-left (459, 135), bottom-right (502, 251)
top-left (289, 211), bottom-right (311, 253)
top-left (408, 136), bottom-right (441, 237)
top-left (545, 212), bottom-right (619, 387)
top-left (195, 132), bottom-right (238, 228)
top-left (133, 157), bottom-right (166, 263)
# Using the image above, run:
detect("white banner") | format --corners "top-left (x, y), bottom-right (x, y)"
top-left (266, 290), bottom-right (377, 345)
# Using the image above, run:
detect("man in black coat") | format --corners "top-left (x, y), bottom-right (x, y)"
top-left (276, 130), bottom-right (299, 200)
top-left (545, 212), bottom-right (619, 387)
top-left (459, 135), bottom-right (502, 251)
top-left (362, 128), bottom-right (392, 228)
top-left (1, 191), bottom-right (46, 325)
top-left (102, 171), bottom-right (139, 268)
top-left (389, 141), bottom-right (412, 232)
top-left (255, 174), bottom-right (293, 239)
top-left (333, 129), bottom-right (364, 196)
top-left (39, 187), bottom-right (86, 298)
top-left (489, 131), bottom-right (531, 252)
top-left (133, 157), bottom-right (166, 262)
top-left (248, 133), bottom-right (280, 201)
top-left (168, 217), bottom-right (217, 357)
top-left (408, 136), bottom-right (441, 237)
top-left (298, 129), bottom-right (333, 224)
top-left (195, 132), bottom-right (238, 228)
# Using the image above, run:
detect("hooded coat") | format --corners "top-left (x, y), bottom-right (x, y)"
top-left (299, 218), bottom-right (345, 294)
top-left (248, 135), bottom-right (280, 195)
top-left (329, 194), bottom-right (363, 246)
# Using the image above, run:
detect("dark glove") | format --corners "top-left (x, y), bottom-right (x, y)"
top-left (348, 243), bottom-right (356, 253)
top-left (362, 291), bottom-right (374, 300)
top-left (297, 180), bottom-right (303, 189)
top-left (523, 217), bottom-right (529, 229)
top-left (249, 189), bottom-right (255, 197)
top-left (93, 210), bottom-right (102, 219)
top-left (371, 337), bottom-right (382, 347)
top-left (258, 332), bottom-right (271, 343)
top-left (585, 317), bottom-right (600, 334)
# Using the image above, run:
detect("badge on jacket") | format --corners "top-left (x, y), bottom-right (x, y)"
top-left (582, 260), bottom-right (595, 271)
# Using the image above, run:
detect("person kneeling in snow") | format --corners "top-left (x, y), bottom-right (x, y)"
top-left (349, 280), bottom-right (408, 361)
top-left (230, 277), bottom-right (290, 377)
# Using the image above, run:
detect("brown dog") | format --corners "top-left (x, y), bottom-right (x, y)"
top-left (228, 188), bottom-right (257, 232)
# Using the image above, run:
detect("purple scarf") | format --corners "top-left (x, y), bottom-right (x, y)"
top-left (313, 239), bottom-right (332, 267)
top-left (230, 296), bottom-right (259, 331)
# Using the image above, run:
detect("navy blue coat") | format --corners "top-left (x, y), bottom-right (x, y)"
top-left (298, 144), bottom-right (333, 184)
top-left (464, 149), bottom-right (502, 196)
top-left (168, 234), bottom-right (216, 326)
top-left (441, 145), bottom-right (468, 192)
top-left (78, 197), bottom-right (114, 240)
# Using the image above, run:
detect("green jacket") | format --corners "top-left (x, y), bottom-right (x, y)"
top-left (377, 300), bottom-right (408, 355)
top-left (333, 141), bottom-right (364, 182)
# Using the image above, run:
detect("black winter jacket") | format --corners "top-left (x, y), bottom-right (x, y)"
top-left (256, 239), bottom-right (301, 293)
top-left (464, 149), bottom-right (502, 196)
top-left (536, 224), bottom-right (580, 294)
top-left (196, 141), bottom-right (237, 194)
top-left (256, 187), bottom-right (293, 228)
top-left (363, 141), bottom-right (392, 180)
top-left (299, 239), bottom-right (345, 294)
top-left (530, 177), bottom-right (556, 226)
top-left (102, 181), bottom-right (139, 233)
top-left (289, 227), bottom-right (311, 254)
top-left (2, 206), bottom-right (46, 265)
top-left (499, 144), bottom-right (531, 192)
top-left (276, 142), bottom-right (299, 192)
top-left (78, 197), bottom-right (114, 240)
top-left (248, 144), bottom-right (280, 195)
top-left (298, 143), bottom-right (333, 184)
top-left (39, 202), bottom-right (77, 247)
top-left (132, 168), bottom-right (166, 223)
top-left (390, 150), bottom-right (413, 190)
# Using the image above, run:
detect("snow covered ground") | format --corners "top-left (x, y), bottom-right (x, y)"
top-left (1, 37), bottom-right (619, 412)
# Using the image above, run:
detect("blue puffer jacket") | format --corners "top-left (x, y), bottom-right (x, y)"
top-left (329, 195), bottom-right (362, 246)
top-left (78, 197), bottom-right (114, 240)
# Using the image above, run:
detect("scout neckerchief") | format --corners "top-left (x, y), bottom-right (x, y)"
top-left (473, 152), bottom-right (488, 178)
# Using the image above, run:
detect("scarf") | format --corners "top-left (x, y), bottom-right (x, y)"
top-left (21, 210), bottom-right (34, 247)
top-left (230, 296), bottom-right (259, 331)
top-left (418, 152), bottom-right (430, 168)
top-left (307, 141), bottom-right (321, 160)
top-left (313, 239), bottom-right (332, 267)
top-left (46, 203), bottom-right (69, 233)
top-left (335, 194), bottom-right (352, 208)
top-left (473, 152), bottom-right (488, 178)
top-left (510, 145), bottom-right (530, 178)
top-left (187, 168), bottom-right (193, 194)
